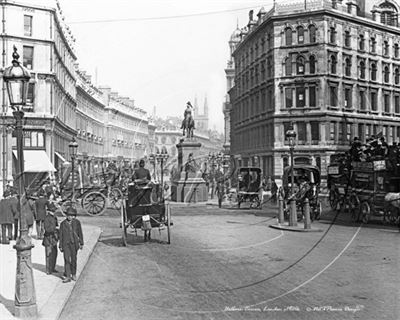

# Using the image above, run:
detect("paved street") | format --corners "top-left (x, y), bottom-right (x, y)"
top-left (59, 203), bottom-right (400, 320)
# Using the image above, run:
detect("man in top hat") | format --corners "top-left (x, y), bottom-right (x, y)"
top-left (42, 203), bottom-right (58, 274)
top-left (59, 206), bottom-right (83, 283)
top-left (35, 189), bottom-right (49, 240)
top-left (0, 190), bottom-right (17, 244)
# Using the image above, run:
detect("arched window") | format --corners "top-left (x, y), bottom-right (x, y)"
top-left (359, 35), bottom-right (365, 51)
top-left (384, 40), bottom-right (390, 56)
top-left (309, 55), bottom-right (316, 74)
top-left (297, 26), bottom-right (304, 44)
top-left (384, 65), bottom-right (390, 82)
top-left (359, 61), bottom-right (365, 79)
top-left (285, 57), bottom-right (292, 76)
top-left (395, 68), bottom-right (400, 84)
top-left (380, 2), bottom-right (398, 26)
top-left (345, 58), bottom-right (351, 76)
top-left (285, 28), bottom-right (292, 45)
top-left (371, 63), bottom-right (377, 81)
top-left (330, 55), bottom-right (337, 74)
top-left (297, 56), bottom-right (305, 74)
top-left (395, 43), bottom-right (400, 58)
top-left (329, 27), bottom-right (336, 44)
top-left (309, 25), bottom-right (316, 43)
top-left (370, 37), bottom-right (376, 53)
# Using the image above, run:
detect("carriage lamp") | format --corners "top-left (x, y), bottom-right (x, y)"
top-left (69, 137), bottom-right (78, 197)
top-left (285, 127), bottom-right (297, 226)
top-left (3, 45), bottom-right (37, 317)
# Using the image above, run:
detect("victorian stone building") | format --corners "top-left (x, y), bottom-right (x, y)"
top-left (229, 0), bottom-right (400, 183)
top-left (0, 0), bottom-right (153, 194)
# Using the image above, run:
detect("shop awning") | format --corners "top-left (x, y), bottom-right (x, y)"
top-left (13, 150), bottom-right (56, 172)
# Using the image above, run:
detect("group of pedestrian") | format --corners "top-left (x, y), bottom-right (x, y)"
top-left (0, 182), bottom-right (84, 284)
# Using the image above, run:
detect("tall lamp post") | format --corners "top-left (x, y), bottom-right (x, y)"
top-left (3, 46), bottom-right (37, 317)
top-left (69, 137), bottom-right (78, 196)
top-left (286, 127), bottom-right (297, 226)
top-left (155, 149), bottom-right (169, 200)
top-left (149, 153), bottom-right (156, 180)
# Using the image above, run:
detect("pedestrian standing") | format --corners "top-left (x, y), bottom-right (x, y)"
top-left (215, 180), bottom-right (225, 208)
top-left (42, 205), bottom-right (58, 274)
top-left (0, 191), bottom-right (17, 244)
top-left (9, 190), bottom-right (19, 240)
top-left (22, 194), bottom-right (35, 237)
top-left (59, 207), bottom-right (83, 283)
top-left (34, 190), bottom-right (48, 239)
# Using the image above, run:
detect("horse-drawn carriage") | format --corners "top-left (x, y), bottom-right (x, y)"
top-left (58, 162), bottom-right (108, 216)
top-left (346, 160), bottom-right (400, 224)
top-left (281, 165), bottom-right (322, 221)
top-left (120, 180), bottom-right (171, 245)
top-left (237, 167), bottom-right (262, 209)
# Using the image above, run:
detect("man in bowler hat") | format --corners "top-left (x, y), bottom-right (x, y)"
top-left (42, 204), bottom-right (58, 274)
top-left (59, 207), bottom-right (83, 283)
top-left (0, 190), bottom-right (17, 244)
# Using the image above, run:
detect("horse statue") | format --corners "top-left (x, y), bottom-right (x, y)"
top-left (181, 101), bottom-right (195, 139)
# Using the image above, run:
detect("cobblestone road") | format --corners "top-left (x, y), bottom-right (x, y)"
top-left (59, 203), bottom-right (400, 320)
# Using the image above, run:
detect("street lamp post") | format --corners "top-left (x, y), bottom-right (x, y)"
top-left (3, 46), bottom-right (37, 317)
top-left (156, 149), bottom-right (169, 200)
top-left (149, 153), bottom-right (156, 180)
top-left (286, 127), bottom-right (297, 227)
top-left (69, 137), bottom-right (78, 197)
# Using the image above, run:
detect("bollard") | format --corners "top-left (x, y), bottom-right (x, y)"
top-left (289, 199), bottom-right (297, 227)
top-left (278, 194), bottom-right (284, 224)
top-left (304, 198), bottom-right (311, 230)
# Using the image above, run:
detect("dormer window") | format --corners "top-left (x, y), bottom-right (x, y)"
top-left (380, 1), bottom-right (398, 27)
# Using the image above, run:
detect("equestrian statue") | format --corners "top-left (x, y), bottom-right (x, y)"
top-left (181, 101), bottom-right (195, 139)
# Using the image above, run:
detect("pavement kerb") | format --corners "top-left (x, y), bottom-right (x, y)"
top-left (269, 222), bottom-right (324, 232)
top-left (37, 225), bottom-right (102, 320)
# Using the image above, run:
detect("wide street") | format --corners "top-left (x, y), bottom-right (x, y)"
top-left (58, 202), bottom-right (400, 320)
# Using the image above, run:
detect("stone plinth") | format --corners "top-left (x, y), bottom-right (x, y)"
top-left (171, 139), bottom-right (208, 203)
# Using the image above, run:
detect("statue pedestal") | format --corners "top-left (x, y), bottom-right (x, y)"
top-left (171, 139), bottom-right (208, 203)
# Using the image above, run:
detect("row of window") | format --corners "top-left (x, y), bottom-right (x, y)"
top-left (233, 124), bottom-right (274, 151)
top-left (232, 87), bottom-right (274, 122)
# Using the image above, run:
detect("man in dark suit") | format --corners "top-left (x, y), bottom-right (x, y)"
top-left (35, 190), bottom-right (48, 239)
top-left (42, 205), bottom-right (58, 274)
top-left (132, 159), bottom-right (151, 183)
top-left (59, 207), bottom-right (83, 283)
top-left (0, 191), bottom-right (17, 244)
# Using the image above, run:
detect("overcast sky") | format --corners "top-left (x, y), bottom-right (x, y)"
top-left (22, 0), bottom-right (274, 132)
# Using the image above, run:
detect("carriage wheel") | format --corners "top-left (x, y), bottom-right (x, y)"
top-left (121, 201), bottom-right (127, 246)
top-left (328, 189), bottom-right (338, 210)
top-left (110, 188), bottom-right (123, 210)
top-left (360, 201), bottom-right (371, 224)
top-left (81, 191), bottom-right (107, 216)
top-left (166, 203), bottom-right (171, 244)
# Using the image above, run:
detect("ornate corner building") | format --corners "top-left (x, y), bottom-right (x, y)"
top-left (229, 0), bottom-right (400, 184)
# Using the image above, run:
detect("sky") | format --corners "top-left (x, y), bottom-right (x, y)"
top-left (22, 0), bottom-right (275, 132)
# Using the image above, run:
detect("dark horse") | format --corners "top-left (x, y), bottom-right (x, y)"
top-left (181, 113), bottom-right (195, 138)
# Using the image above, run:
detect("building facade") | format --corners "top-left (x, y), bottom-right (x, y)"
top-left (0, 0), bottom-right (153, 195)
top-left (0, 0), bottom-right (77, 193)
top-left (230, 0), bottom-right (400, 184)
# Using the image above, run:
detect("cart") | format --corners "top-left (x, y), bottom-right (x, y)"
top-left (237, 167), bottom-right (262, 209)
top-left (58, 162), bottom-right (107, 216)
top-left (348, 160), bottom-right (400, 224)
top-left (121, 182), bottom-right (171, 246)
top-left (282, 165), bottom-right (322, 221)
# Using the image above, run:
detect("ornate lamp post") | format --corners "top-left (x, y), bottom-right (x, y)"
top-left (149, 153), bottom-right (156, 180)
top-left (69, 137), bottom-right (78, 196)
top-left (156, 149), bottom-right (169, 200)
top-left (286, 126), bottom-right (297, 226)
top-left (3, 46), bottom-right (37, 317)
